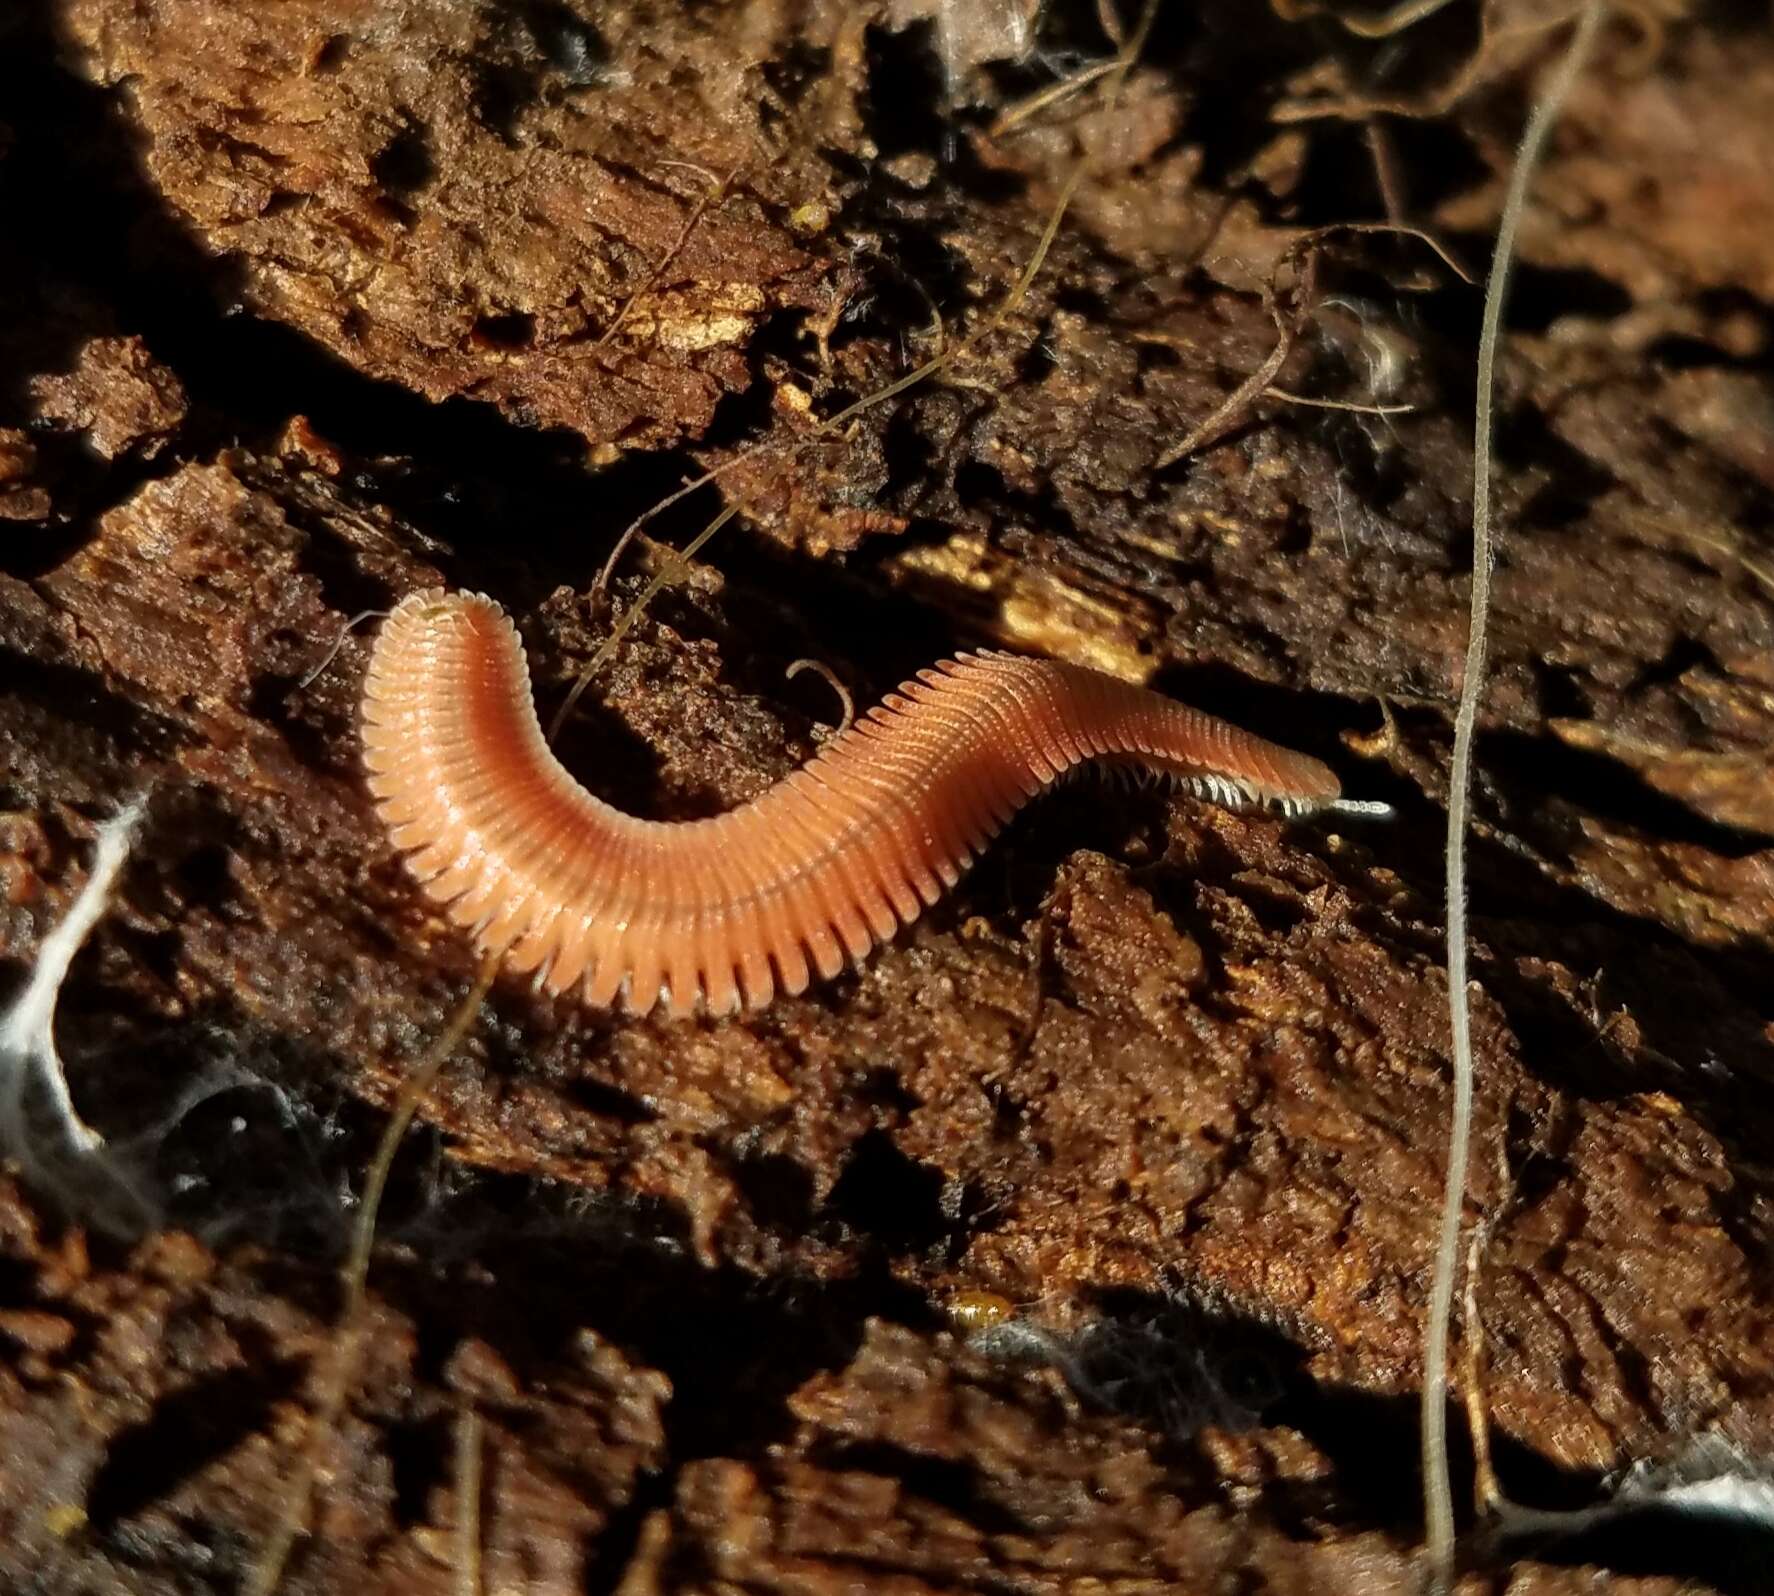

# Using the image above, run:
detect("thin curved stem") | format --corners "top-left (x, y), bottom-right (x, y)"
top-left (1421, 5), bottom-right (1607, 1588)
top-left (246, 957), bottom-right (498, 1596)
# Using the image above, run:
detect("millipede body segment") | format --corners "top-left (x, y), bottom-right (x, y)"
top-left (361, 589), bottom-right (1342, 1018)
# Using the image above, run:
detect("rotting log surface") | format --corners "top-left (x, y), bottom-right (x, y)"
top-left (0, 2), bottom-right (1771, 1592)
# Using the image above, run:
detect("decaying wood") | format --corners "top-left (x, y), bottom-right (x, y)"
top-left (0, 2), bottom-right (1770, 1591)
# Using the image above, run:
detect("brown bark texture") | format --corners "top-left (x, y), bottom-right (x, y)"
top-left (0, 1), bottom-right (1772, 1591)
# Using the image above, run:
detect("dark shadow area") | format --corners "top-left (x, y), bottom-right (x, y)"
top-left (475, 0), bottom-right (614, 142)
top-left (377, 1195), bottom-right (932, 1466)
top-left (86, 1353), bottom-right (304, 1533)
top-left (1524, 1494), bottom-right (1774, 1595)
top-left (0, 652), bottom-right (191, 773)
top-left (862, 18), bottom-right (950, 161)
top-left (806, 1437), bottom-right (1032, 1534)
top-left (824, 1127), bottom-right (953, 1255)
top-left (1267, 1374), bottom-right (1603, 1543)
top-left (1481, 725), bottom-right (1774, 858)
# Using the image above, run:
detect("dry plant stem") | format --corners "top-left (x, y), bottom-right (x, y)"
top-left (1265, 386), bottom-right (1415, 417)
top-left (297, 609), bottom-right (389, 691)
top-left (560, 501), bottom-right (741, 737)
top-left (1677, 527), bottom-right (1774, 598)
top-left (246, 956), bottom-right (498, 1596)
top-left (785, 656), bottom-right (856, 735)
top-left (1154, 259), bottom-right (1314, 469)
top-left (569, 0), bottom-right (1161, 724)
top-left (1273, 6), bottom-right (1580, 123)
top-left (992, 56), bottom-right (1118, 135)
top-left (1420, 6), bottom-right (1607, 1588)
top-left (1270, 0), bottom-right (1457, 38)
top-left (454, 1402), bottom-right (484, 1596)
top-left (1365, 119), bottom-right (1408, 223)
top-left (1461, 1225), bottom-right (1504, 1515)
top-left (1155, 222), bottom-right (1470, 471)
top-left (596, 164), bottom-right (733, 349)
top-left (1306, 220), bottom-right (1474, 284)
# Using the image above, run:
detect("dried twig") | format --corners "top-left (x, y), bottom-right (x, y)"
top-left (1154, 253), bottom-right (1320, 469)
top-left (1460, 1224), bottom-right (1505, 1517)
top-left (1269, 0), bottom-right (1458, 39)
top-left (453, 1402), bottom-right (484, 1596)
top-left (247, 957), bottom-right (499, 1596)
top-left (1365, 119), bottom-right (1409, 222)
top-left (1265, 386), bottom-right (1416, 417)
top-left (1421, 7), bottom-right (1608, 1590)
top-left (597, 163), bottom-right (736, 349)
top-left (785, 657), bottom-right (856, 736)
top-left (1675, 526), bottom-right (1774, 599)
top-left (1156, 221), bottom-right (1470, 469)
top-left (992, 57), bottom-right (1119, 135)
top-left (297, 609), bottom-right (389, 691)
top-left (1273, 5), bottom-right (1579, 124)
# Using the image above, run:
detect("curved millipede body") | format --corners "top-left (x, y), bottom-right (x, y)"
top-left (361, 590), bottom-right (1342, 1019)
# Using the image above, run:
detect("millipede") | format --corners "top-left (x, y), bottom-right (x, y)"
top-left (361, 588), bottom-right (1359, 1018)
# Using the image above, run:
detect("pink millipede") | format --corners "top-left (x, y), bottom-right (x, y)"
top-left (361, 589), bottom-right (1348, 1019)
